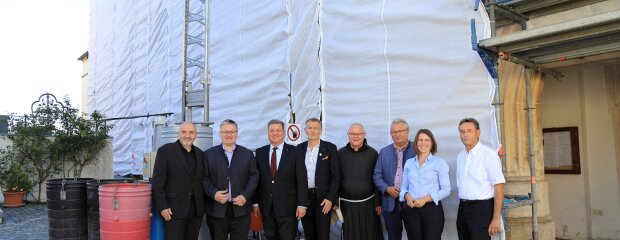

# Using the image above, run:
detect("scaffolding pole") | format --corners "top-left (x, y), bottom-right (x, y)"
top-left (524, 69), bottom-right (539, 240)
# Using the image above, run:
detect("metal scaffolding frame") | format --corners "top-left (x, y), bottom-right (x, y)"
top-left (181, 0), bottom-right (212, 126)
top-left (471, 1), bottom-right (620, 239)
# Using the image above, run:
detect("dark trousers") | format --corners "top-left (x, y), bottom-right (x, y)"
top-left (382, 199), bottom-right (408, 240)
top-left (456, 198), bottom-right (494, 240)
top-left (163, 200), bottom-right (202, 240)
top-left (301, 189), bottom-right (331, 240)
top-left (262, 207), bottom-right (297, 240)
top-left (403, 201), bottom-right (444, 240)
top-left (207, 202), bottom-right (251, 240)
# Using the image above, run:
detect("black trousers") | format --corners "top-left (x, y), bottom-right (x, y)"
top-left (207, 202), bottom-right (251, 240)
top-left (301, 188), bottom-right (331, 240)
top-left (456, 198), bottom-right (494, 240)
top-left (403, 201), bottom-right (444, 240)
top-left (262, 207), bottom-right (297, 240)
top-left (163, 200), bottom-right (202, 240)
top-left (382, 199), bottom-right (408, 240)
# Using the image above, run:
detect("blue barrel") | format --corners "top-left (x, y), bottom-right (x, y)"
top-left (150, 203), bottom-right (164, 240)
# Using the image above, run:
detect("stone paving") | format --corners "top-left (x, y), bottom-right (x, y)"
top-left (0, 203), bottom-right (48, 240)
top-left (0, 203), bottom-right (348, 240)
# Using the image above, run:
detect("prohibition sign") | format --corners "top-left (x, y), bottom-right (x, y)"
top-left (287, 124), bottom-right (301, 142)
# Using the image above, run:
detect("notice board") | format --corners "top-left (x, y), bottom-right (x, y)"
top-left (543, 127), bottom-right (580, 174)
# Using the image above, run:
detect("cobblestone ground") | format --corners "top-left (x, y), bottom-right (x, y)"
top-left (0, 203), bottom-right (48, 240)
top-left (0, 203), bottom-right (349, 240)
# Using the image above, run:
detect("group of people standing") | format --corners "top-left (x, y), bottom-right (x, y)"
top-left (151, 117), bottom-right (505, 240)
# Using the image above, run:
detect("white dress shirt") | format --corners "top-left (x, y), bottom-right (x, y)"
top-left (456, 141), bottom-right (505, 200)
top-left (305, 140), bottom-right (320, 189)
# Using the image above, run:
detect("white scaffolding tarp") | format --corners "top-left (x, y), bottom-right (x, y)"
top-left (209, 0), bottom-right (292, 147)
top-left (89, 0), bottom-right (494, 238)
top-left (88, 0), bottom-right (195, 175)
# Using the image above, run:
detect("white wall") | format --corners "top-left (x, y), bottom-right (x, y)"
top-left (542, 65), bottom-right (620, 239)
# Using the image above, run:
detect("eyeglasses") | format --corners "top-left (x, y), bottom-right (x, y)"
top-left (220, 131), bottom-right (237, 135)
top-left (347, 132), bottom-right (365, 136)
top-left (390, 129), bottom-right (408, 135)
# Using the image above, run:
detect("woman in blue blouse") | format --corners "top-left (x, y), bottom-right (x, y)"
top-left (400, 128), bottom-right (451, 240)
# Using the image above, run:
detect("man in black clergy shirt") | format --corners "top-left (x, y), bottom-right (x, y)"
top-left (152, 121), bottom-right (205, 240)
top-left (253, 119), bottom-right (308, 240)
top-left (203, 119), bottom-right (259, 239)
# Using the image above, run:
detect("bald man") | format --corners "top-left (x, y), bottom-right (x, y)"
top-left (338, 123), bottom-right (383, 240)
top-left (152, 122), bottom-right (205, 240)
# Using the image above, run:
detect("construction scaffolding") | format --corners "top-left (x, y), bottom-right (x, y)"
top-left (472, 0), bottom-right (620, 239)
top-left (181, 0), bottom-right (211, 125)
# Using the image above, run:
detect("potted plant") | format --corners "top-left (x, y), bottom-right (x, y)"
top-left (1, 146), bottom-right (33, 207)
top-left (0, 157), bottom-right (34, 207)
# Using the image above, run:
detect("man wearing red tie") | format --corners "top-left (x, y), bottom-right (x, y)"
top-left (253, 119), bottom-right (308, 240)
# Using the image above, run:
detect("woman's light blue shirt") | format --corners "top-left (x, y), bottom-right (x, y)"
top-left (399, 154), bottom-right (451, 205)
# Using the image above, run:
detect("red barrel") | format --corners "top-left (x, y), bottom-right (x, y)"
top-left (99, 183), bottom-right (151, 240)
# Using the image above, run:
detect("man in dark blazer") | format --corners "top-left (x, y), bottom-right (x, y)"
top-left (298, 118), bottom-right (340, 240)
top-left (152, 121), bottom-right (205, 240)
top-left (203, 119), bottom-right (259, 239)
top-left (253, 119), bottom-right (309, 240)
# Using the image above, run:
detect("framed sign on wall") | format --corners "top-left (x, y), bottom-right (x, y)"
top-left (543, 127), bottom-right (580, 174)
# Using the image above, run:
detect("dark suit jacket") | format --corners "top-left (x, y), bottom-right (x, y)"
top-left (297, 140), bottom-right (340, 203)
top-left (152, 141), bottom-right (205, 219)
top-left (255, 142), bottom-right (308, 217)
top-left (203, 144), bottom-right (259, 218)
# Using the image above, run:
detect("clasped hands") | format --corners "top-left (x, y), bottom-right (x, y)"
top-left (214, 189), bottom-right (247, 206)
top-left (404, 192), bottom-right (431, 208)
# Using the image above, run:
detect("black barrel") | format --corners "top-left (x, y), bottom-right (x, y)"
top-left (46, 178), bottom-right (94, 240)
top-left (86, 179), bottom-right (129, 240)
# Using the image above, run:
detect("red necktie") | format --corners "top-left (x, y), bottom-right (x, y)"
top-left (271, 147), bottom-right (278, 177)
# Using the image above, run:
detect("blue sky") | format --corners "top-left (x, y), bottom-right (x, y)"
top-left (0, 0), bottom-right (89, 115)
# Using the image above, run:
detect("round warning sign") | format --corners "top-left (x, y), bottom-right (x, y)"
top-left (287, 124), bottom-right (301, 142)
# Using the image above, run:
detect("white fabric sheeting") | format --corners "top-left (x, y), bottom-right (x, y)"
top-left (289, 0), bottom-right (322, 128)
top-left (89, 0), bottom-right (497, 237)
top-left (321, 0), bottom-right (392, 147)
top-left (88, 0), bottom-right (198, 176)
top-left (132, 0), bottom-right (150, 153)
top-left (166, 0), bottom-right (184, 125)
top-left (89, 6), bottom-right (498, 235)
top-left (317, 1), bottom-right (495, 238)
top-left (209, 0), bottom-right (292, 147)
top-left (111, 0), bottom-right (134, 175)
